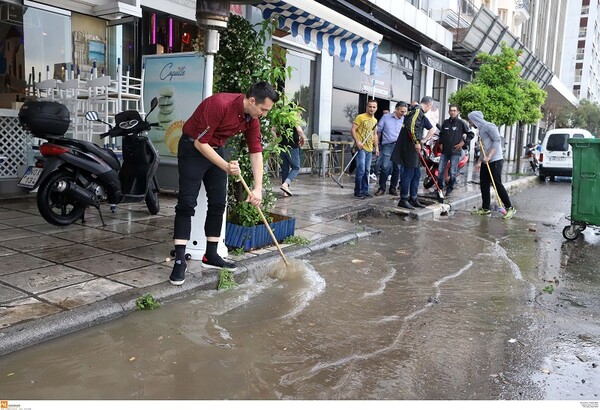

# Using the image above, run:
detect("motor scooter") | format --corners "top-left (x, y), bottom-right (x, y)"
top-left (422, 129), bottom-right (470, 190)
top-left (17, 97), bottom-right (161, 226)
top-left (524, 141), bottom-right (540, 173)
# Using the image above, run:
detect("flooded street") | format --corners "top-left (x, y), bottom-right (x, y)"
top-left (1, 182), bottom-right (598, 400)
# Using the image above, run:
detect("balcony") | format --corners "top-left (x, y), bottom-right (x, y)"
top-left (514, 0), bottom-right (531, 25)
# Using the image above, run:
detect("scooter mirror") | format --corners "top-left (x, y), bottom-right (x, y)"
top-left (145, 97), bottom-right (159, 121)
top-left (85, 111), bottom-right (100, 121)
top-left (150, 97), bottom-right (158, 111)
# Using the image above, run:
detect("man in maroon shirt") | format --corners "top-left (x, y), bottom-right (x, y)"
top-left (170, 81), bottom-right (279, 286)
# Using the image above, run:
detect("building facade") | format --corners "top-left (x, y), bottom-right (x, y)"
top-left (560, 0), bottom-right (600, 103)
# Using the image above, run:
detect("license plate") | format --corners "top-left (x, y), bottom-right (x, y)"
top-left (551, 156), bottom-right (566, 162)
top-left (18, 166), bottom-right (43, 188)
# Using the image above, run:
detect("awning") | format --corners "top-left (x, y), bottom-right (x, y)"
top-left (420, 46), bottom-right (472, 82)
top-left (255, 0), bottom-right (383, 75)
top-left (544, 76), bottom-right (578, 108)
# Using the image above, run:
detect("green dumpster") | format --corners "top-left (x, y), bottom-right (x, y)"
top-left (563, 138), bottom-right (600, 240)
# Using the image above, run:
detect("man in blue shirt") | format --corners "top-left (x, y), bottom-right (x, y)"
top-left (375, 101), bottom-right (408, 196)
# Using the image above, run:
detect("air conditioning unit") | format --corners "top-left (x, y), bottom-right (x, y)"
top-left (1, 3), bottom-right (23, 25)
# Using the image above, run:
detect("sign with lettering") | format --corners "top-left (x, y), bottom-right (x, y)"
top-left (142, 52), bottom-right (205, 160)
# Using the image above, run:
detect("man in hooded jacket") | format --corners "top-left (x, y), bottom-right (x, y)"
top-left (467, 111), bottom-right (516, 219)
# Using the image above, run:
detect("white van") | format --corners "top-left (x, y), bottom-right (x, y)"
top-left (538, 128), bottom-right (594, 181)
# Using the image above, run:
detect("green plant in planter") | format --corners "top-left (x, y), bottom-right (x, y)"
top-left (214, 14), bottom-right (304, 227)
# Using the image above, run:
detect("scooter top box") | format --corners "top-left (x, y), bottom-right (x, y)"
top-left (18, 100), bottom-right (70, 136)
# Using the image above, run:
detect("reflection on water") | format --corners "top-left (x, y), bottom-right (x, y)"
top-left (1, 209), bottom-right (596, 400)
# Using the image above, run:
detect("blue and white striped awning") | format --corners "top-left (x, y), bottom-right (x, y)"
top-left (255, 0), bottom-right (383, 75)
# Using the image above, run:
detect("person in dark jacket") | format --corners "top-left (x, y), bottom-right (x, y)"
top-left (392, 96), bottom-right (436, 209)
top-left (436, 104), bottom-right (471, 196)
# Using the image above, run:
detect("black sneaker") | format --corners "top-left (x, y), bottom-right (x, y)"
top-left (169, 260), bottom-right (187, 286)
top-left (202, 254), bottom-right (237, 271)
top-left (389, 188), bottom-right (398, 196)
top-left (362, 192), bottom-right (373, 198)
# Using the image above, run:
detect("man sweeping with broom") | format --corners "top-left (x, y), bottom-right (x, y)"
top-left (467, 111), bottom-right (516, 219)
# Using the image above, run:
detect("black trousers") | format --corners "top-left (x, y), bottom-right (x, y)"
top-left (480, 159), bottom-right (512, 210)
top-left (173, 136), bottom-right (227, 240)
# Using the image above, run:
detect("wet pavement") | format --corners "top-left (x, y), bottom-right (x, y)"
top-left (0, 161), bottom-right (537, 356)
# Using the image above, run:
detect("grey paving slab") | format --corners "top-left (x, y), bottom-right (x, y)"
top-left (0, 210), bottom-right (36, 220)
top-left (131, 217), bottom-right (175, 228)
top-left (293, 228), bottom-right (326, 241)
top-left (0, 297), bottom-right (63, 329)
top-left (38, 278), bottom-right (132, 309)
top-left (303, 223), bottom-right (353, 235)
top-left (129, 226), bottom-right (173, 242)
top-left (0, 246), bottom-right (17, 257)
top-left (92, 236), bottom-right (159, 252)
top-left (65, 253), bottom-right (152, 276)
top-left (119, 241), bottom-right (173, 263)
top-left (0, 283), bottom-right (28, 303)
top-left (49, 227), bottom-right (124, 243)
top-left (1, 235), bottom-right (74, 253)
top-left (0, 223), bottom-right (10, 230)
top-left (0, 227), bottom-right (39, 242)
top-left (22, 223), bottom-right (86, 235)
top-left (1, 265), bottom-right (96, 295)
top-left (0, 254), bottom-right (55, 276)
top-left (99, 221), bottom-right (163, 235)
top-left (1, 215), bottom-right (50, 227)
top-left (29, 243), bottom-right (112, 264)
top-left (107, 264), bottom-right (172, 287)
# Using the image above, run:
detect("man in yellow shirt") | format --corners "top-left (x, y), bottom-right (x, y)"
top-left (351, 100), bottom-right (379, 198)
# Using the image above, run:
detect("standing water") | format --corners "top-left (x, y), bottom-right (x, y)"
top-left (1, 200), bottom-right (597, 400)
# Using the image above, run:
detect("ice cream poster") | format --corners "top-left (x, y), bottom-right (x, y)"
top-left (142, 53), bottom-right (205, 161)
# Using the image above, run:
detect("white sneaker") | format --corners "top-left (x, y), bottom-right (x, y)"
top-left (369, 173), bottom-right (377, 181)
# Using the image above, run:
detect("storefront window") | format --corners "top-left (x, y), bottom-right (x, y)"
top-left (331, 88), bottom-right (360, 134)
top-left (285, 49), bottom-right (315, 136)
top-left (23, 4), bottom-right (71, 82)
top-left (0, 2), bottom-right (26, 102)
top-left (142, 10), bottom-right (201, 56)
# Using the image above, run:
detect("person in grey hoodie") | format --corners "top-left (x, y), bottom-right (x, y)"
top-left (467, 111), bottom-right (516, 219)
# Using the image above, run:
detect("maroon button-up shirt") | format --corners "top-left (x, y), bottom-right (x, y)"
top-left (182, 93), bottom-right (263, 153)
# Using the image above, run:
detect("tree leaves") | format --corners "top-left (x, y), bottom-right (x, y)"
top-left (449, 42), bottom-right (547, 126)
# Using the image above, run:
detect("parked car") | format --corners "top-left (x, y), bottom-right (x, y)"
top-left (538, 128), bottom-right (594, 181)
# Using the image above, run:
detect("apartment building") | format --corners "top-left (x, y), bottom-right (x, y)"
top-left (560, 0), bottom-right (600, 103)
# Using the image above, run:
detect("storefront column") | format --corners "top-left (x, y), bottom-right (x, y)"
top-left (447, 78), bottom-right (458, 101)
top-left (187, 5), bottom-right (229, 261)
top-left (316, 52), bottom-right (334, 139)
top-left (424, 66), bottom-right (434, 98)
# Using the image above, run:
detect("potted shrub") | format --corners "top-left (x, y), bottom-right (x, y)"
top-left (213, 14), bottom-right (302, 250)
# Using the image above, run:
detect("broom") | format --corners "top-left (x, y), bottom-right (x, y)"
top-left (331, 123), bottom-right (377, 188)
top-left (478, 140), bottom-right (507, 215)
top-left (239, 173), bottom-right (310, 280)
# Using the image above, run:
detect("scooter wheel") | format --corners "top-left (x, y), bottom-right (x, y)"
top-left (36, 170), bottom-right (86, 226)
top-left (185, 253), bottom-right (191, 261)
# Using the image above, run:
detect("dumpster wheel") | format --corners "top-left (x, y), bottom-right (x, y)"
top-left (562, 225), bottom-right (581, 241)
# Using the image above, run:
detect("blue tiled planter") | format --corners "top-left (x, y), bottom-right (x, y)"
top-left (225, 213), bottom-right (295, 251)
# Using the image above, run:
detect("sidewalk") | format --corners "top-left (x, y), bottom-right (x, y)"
top-left (0, 160), bottom-right (537, 355)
